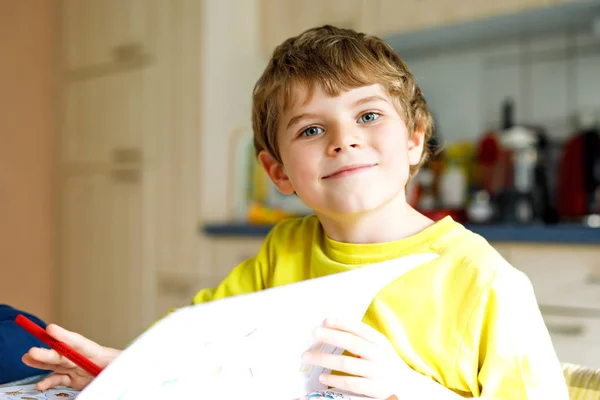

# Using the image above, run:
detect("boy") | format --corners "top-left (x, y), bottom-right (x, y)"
top-left (23, 25), bottom-right (568, 399)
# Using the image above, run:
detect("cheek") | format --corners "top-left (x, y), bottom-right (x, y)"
top-left (377, 132), bottom-right (411, 178)
top-left (283, 155), bottom-right (324, 204)
top-left (287, 162), bottom-right (317, 189)
top-left (376, 131), bottom-right (408, 160)
top-left (281, 151), bottom-right (317, 186)
top-left (282, 144), bottom-right (321, 176)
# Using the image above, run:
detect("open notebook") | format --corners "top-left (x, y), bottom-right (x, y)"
top-left (26, 253), bottom-right (438, 400)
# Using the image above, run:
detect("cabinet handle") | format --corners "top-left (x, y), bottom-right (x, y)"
top-left (158, 277), bottom-right (195, 296)
top-left (112, 43), bottom-right (145, 63)
top-left (110, 168), bottom-right (141, 184)
top-left (546, 323), bottom-right (585, 337)
top-left (112, 148), bottom-right (142, 164)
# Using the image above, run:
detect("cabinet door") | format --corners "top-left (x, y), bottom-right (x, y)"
top-left (58, 0), bottom-right (204, 347)
top-left (59, 68), bottom-right (153, 349)
top-left (377, 0), bottom-right (447, 36)
top-left (544, 314), bottom-right (600, 368)
top-left (155, 272), bottom-right (208, 316)
top-left (509, 244), bottom-right (600, 310)
top-left (59, 172), bottom-right (147, 349)
top-left (377, 0), bottom-right (577, 38)
top-left (62, 71), bottom-right (145, 166)
top-left (260, 0), bottom-right (378, 55)
top-left (60, 0), bottom-right (155, 71)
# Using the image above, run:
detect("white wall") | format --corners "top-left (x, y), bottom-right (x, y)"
top-left (401, 28), bottom-right (600, 143)
top-left (199, 0), bottom-right (268, 222)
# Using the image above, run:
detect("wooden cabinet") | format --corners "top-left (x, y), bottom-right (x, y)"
top-left (377, 0), bottom-right (582, 36)
top-left (261, 0), bottom-right (581, 55)
top-left (543, 314), bottom-right (600, 368)
top-left (60, 0), bottom-right (156, 71)
top-left (260, 0), bottom-right (378, 55)
top-left (509, 244), bottom-right (600, 311)
top-left (377, 0), bottom-right (447, 36)
top-left (375, 0), bottom-right (571, 35)
top-left (58, 52), bottom-right (152, 349)
top-left (57, 0), bottom-right (204, 349)
top-left (500, 243), bottom-right (600, 367)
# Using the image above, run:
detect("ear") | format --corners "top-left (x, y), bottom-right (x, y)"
top-left (258, 151), bottom-right (295, 195)
top-left (407, 124), bottom-right (426, 166)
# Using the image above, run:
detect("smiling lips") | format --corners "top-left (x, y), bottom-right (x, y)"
top-left (322, 163), bottom-right (377, 179)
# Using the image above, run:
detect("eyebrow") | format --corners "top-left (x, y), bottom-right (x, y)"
top-left (286, 113), bottom-right (319, 130)
top-left (352, 95), bottom-right (389, 107)
top-left (285, 95), bottom-right (388, 130)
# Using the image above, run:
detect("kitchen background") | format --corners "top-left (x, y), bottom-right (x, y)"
top-left (1, 0), bottom-right (599, 368)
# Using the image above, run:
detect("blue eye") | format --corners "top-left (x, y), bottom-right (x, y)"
top-left (301, 126), bottom-right (324, 137)
top-left (358, 112), bottom-right (380, 123)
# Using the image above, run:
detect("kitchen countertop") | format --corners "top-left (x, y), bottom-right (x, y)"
top-left (202, 221), bottom-right (600, 244)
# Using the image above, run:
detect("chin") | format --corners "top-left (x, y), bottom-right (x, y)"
top-left (324, 195), bottom-right (390, 216)
top-left (299, 184), bottom-right (406, 216)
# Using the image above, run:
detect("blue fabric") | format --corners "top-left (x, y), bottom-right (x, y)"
top-left (0, 305), bottom-right (51, 385)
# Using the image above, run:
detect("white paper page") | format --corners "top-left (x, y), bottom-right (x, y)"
top-left (78, 253), bottom-right (438, 400)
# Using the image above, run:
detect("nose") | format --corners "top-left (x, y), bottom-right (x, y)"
top-left (327, 125), bottom-right (362, 155)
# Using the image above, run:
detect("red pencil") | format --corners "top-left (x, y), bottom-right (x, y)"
top-left (15, 314), bottom-right (103, 377)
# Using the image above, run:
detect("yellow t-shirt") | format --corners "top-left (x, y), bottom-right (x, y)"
top-left (192, 215), bottom-right (569, 398)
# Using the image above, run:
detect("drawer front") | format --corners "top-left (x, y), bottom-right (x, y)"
top-left (543, 313), bottom-right (600, 368)
top-left (155, 272), bottom-right (226, 316)
top-left (509, 244), bottom-right (600, 309)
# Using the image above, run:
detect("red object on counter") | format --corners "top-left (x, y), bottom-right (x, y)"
top-left (477, 132), bottom-right (507, 195)
top-left (557, 131), bottom-right (599, 218)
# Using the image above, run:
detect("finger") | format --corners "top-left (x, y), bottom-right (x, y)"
top-left (27, 347), bottom-right (76, 369)
top-left (21, 353), bottom-right (74, 375)
top-left (36, 373), bottom-right (72, 391)
top-left (303, 352), bottom-right (371, 378)
top-left (314, 327), bottom-right (378, 360)
top-left (46, 324), bottom-right (100, 356)
top-left (22, 353), bottom-right (41, 368)
top-left (318, 373), bottom-right (383, 398)
top-left (325, 318), bottom-right (387, 344)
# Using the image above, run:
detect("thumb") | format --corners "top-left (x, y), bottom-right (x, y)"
top-left (46, 324), bottom-right (100, 356)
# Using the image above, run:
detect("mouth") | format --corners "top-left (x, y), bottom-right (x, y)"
top-left (322, 163), bottom-right (377, 179)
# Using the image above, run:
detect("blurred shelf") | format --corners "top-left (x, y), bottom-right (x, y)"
top-left (385, 0), bottom-right (600, 58)
top-left (202, 221), bottom-right (600, 244)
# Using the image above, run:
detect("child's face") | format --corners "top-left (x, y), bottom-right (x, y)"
top-left (259, 83), bottom-right (424, 217)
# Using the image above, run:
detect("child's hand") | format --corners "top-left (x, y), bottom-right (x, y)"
top-left (21, 324), bottom-right (121, 391)
top-left (301, 318), bottom-right (413, 400)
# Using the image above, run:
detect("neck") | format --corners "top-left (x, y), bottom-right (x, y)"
top-left (316, 194), bottom-right (434, 244)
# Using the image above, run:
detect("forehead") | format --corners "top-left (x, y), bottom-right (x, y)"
top-left (282, 82), bottom-right (388, 113)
